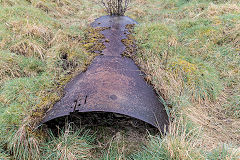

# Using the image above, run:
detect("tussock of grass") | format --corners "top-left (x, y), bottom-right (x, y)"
top-left (0, 51), bottom-right (45, 85)
top-left (132, 117), bottom-right (204, 160)
top-left (133, 121), bottom-right (240, 160)
top-left (207, 3), bottom-right (240, 16)
top-left (102, 134), bottom-right (128, 160)
top-left (0, 5), bottom-right (59, 58)
top-left (42, 124), bottom-right (94, 160)
top-left (8, 117), bottom-right (42, 160)
top-left (100, 130), bottom-right (148, 160)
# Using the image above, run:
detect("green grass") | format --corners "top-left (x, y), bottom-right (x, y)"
top-left (0, 0), bottom-right (239, 159)
top-left (206, 144), bottom-right (240, 160)
top-left (41, 125), bottom-right (94, 160)
top-left (0, 0), bottom-right (102, 159)
top-left (130, 0), bottom-right (240, 159)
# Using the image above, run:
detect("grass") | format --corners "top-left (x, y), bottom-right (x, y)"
top-left (41, 124), bottom-right (94, 160)
top-left (0, 0), bottom-right (239, 159)
top-left (132, 118), bottom-right (204, 160)
top-left (129, 0), bottom-right (240, 158)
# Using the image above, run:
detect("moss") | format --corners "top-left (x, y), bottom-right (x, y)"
top-left (121, 24), bottom-right (136, 58)
top-left (29, 27), bottom-right (108, 127)
top-left (81, 27), bottom-right (108, 53)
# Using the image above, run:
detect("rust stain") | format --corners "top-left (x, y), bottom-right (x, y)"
top-left (41, 16), bottom-right (169, 132)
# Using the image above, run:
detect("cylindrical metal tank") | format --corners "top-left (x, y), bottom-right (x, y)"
top-left (41, 16), bottom-right (169, 132)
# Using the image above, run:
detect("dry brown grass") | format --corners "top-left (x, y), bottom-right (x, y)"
top-left (42, 124), bottom-right (94, 160)
top-left (164, 118), bottom-right (204, 160)
top-left (131, 0), bottom-right (240, 154)
top-left (0, 56), bottom-right (22, 84)
top-left (0, 51), bottom-right (45, 86)
top-left (135, 53), bottom-right (183, 101)
top-left (52, 130), bottom-right (91, 160)
top-left (8, 117), bottom-right (43, 160)
top-left (134, 37), bottom-right (240, 152)
top-left (31, 0), bottom-right (104, 29)
top-left (1, 19), bottom-right (55, 59)
top-left (183, 103), bottom-right (240, 150)
top-left (207, 3), bottom-right (240, 16)
top-left (134, 116), bottom-right (206, 160)
top-left (10, 40), bottom-right (46, 59)
top-left (134, 52), bottom-right (228, 150)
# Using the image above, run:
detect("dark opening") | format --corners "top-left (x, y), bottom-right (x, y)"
top-left (44, 111), bottom-right (158, 135)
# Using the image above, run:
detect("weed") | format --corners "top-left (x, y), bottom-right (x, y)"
top-left (100, 0), bottom-right (131, 16)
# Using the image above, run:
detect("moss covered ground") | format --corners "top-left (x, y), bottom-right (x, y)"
top-left (0, 0), bottom-right (239, 159)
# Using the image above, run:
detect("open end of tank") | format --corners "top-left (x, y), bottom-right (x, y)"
top-left (43, 111), bottom-right (159, 134)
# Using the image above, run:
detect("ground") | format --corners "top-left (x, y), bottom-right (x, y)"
top-left (0, 0), bottom-right (239, 159)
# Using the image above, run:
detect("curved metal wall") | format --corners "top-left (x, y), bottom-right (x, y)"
top-left (41, 16), bottom-right (169, 132)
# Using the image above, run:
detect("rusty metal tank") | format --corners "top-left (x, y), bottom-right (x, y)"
top-left (41, 16), bottom-right (169, 132)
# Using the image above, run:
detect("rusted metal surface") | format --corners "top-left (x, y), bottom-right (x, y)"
top-left (92, 16), bottom-right (137, 56)
top-left (41, 15), bottom-right (169, 131)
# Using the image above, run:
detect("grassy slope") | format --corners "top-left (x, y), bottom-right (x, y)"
top-left (129, 0), bottom-right (240, 159)
top-left (0, 0), bottom-right (239, 159)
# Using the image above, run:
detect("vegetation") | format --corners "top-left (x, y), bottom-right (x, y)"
top-left (0, 0), bottom-right (239, 159)
top-left (100, 0), bottom-right (131, 16)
